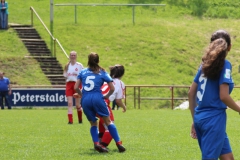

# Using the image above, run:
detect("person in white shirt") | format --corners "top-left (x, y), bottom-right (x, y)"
top-left (99, 64), bottom-right (127, 148)
top-left (63, 51), bottom-right (84, 124)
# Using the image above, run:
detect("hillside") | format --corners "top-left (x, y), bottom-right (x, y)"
top-left (1, 0), bottom-right (240, 106)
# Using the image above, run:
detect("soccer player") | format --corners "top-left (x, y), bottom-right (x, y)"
top-left (98, 65), bottom-right (127, 148)
top-left (63, 51), bottom-right (84, 124)
top-left (188, 30), bottom-right (240, 160)
top-left (74, 52), bottom-right (126, 153)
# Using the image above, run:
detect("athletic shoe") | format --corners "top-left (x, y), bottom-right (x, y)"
top-left (68, 122), bottom-right (73, 124)
top-left (79, 120), bottom-right (82, 124)
top-left (94, 143), bottom-right (108, 153)
top-left (116, 141), bottom-right (126, 152)
top-left (100, 142), bottom-right (108, 147)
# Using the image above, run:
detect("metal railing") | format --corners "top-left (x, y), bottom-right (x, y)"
top-left (30, 6), bottom-right (69, 58)
top-left (55, 3), bottom-right (166, 25)
top-left (125, 85), bottom-right (190, 109)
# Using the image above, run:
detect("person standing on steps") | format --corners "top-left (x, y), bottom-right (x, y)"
top-left (0, 0), bottom-right (8, 29)
top-left (63, 51), bottom-right (84, 124)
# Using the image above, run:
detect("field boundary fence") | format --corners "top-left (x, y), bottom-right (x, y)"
top-left (12, 85), bottom-right (240, 109)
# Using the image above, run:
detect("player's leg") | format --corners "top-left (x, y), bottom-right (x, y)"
top-left (4, 91), bottom-right (11, 109)
top-left (75, 97), bottom-right (82, 123)
top-left (0, 92), bottom-right (4, 109)
top-left (82, 97), bottom-right (108, 153)
top-left (67, 97), bottom-right (73, 124)
top-left (219, 152), bottom-right (234, 160)
top-left (200, 112), bottom-right (227, 159)
top-left (98, 117), bottom-right (105, 142)
top-left (219, 133), bottom-right (234, 160)
top-left (66, 82), bottom-right (75, 124)
top-left (101, 106), bottom-right (114, 147)
top-left (89, 121), bottom-right (108, 153)
top-left (102, 116), bottom-right (125, 152)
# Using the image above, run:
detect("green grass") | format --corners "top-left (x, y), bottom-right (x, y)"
top-left (1, 109), bottom-right (240, 159)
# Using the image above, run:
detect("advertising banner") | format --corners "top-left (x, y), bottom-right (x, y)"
top-left (10, 88), bottom-right (69, 107)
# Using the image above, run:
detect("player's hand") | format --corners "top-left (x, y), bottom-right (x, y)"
top-left (190, 123), bottom-right (197, 139)
top-left (122, 106), bottom-right (126, 113)
top-left (73, 93), bottom-right (81, 98)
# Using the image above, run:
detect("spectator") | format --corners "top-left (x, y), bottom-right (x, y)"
top-left (63, 51), bottom-right (84, 124)
top-left (0, 71), bottom-right (12, 109)
top-left (0, 0), bottom-right (8, 29)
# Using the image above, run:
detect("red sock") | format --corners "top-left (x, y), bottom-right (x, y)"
top-left (68, 114), bottom-right (73, 123)
top-left (98, 122), bottom-right (105, 134)
top-left (77, 109), bottom-right (82, 121)
top-left (101, 131), bottom-right (112, 146)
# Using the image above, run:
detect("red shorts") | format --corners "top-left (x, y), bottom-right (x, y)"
top-left (65, 81), bottom-right (82, 97)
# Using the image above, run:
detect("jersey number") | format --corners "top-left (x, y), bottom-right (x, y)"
top-left (197, 74), bottom-right (207, 101)
top-left (84, 76), bottom-right (95, 91)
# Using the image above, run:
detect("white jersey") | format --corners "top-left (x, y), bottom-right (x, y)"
top-left (64, 62), bottom-right (83, 82)
top-left (109, 78), bottom-right (125, 101)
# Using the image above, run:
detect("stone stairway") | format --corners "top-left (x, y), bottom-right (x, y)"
top-left (10, 24), bottom-right (66, 85)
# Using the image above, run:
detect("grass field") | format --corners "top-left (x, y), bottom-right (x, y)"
top-left (1, 109), bottom-right (240, 160)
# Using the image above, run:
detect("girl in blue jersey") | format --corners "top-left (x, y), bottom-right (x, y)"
top-left (74, 52), bottom-right (126, 153)
top-left (188, 30), bottom-right (240, 160)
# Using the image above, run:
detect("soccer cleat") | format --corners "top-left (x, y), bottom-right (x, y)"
top-left (100, 142), bottom-right (108, 147)
top-left (79, 120), bottom-right (82, 124)
top-left (68, 122), bottom-right (73, 124)
top-left (116, 141), bottom-right (126, 152)
top-left (94, 143), bottom-right (108, 153)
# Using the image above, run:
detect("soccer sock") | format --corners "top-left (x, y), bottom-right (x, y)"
top-left (90, 126), bottom-right (99, 143)
top-left (101, 131), bottom-right (113, 146)
top-left (107, 123), bottom-right (120, 143)
top-left (68, 114), bottom-right (73, 123)
top-left (77, 109), bottom-right (82, 121)
top-left (98, 122), bottom-right (105, 139)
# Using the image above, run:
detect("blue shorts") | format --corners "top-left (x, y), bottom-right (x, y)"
top-left (81, 93), bottom-right (110, 122)
top-left (194, 111), bottom-right (232, 159)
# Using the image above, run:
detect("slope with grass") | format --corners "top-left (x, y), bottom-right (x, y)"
top-left (2, 0), bottom-right (240, 106)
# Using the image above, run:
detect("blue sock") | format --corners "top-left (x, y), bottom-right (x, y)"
top-left (107, 124), bottom-right (120, 142)
top-left (90, 126), bottom-right (99, 143)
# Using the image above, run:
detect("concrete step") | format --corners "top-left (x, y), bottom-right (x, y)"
top-left (27, 49), bottom-right (51, 53)
top-left (11, 24), bottom-right (65, 86)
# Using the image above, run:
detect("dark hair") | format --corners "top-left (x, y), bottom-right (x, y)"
top-left (88, 52), bottom-right (104, 73)
top-left (109, 64), bottom-right (125, 78)
top-left (202, 30), bottom-right (231, 79)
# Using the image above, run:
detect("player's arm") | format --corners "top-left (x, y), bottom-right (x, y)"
top-left (188, 82), bottom-right (198, 139)
top-left (115, 99), bottom-right (126, 112)
top-left (104, 82), bottom-right (114, 99)
top-left (188, 82), bottom-right (197, 120)
top-left (74, 79), bottom-right (82, 97)
top-left (220, 83), bottom-right (240, 112)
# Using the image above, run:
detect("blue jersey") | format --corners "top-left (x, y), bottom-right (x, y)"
top-left (193, 60), bottom-right (234, 120)
top-left (78, 68), bottom-right (113, 95)
top-left (0, 77), bottom-right (10, 91)
top-left (77, 68), bottom-right (113, 122)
